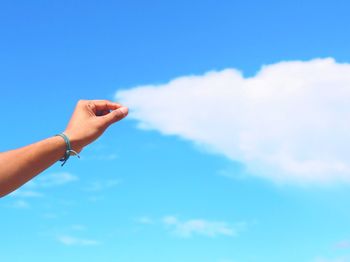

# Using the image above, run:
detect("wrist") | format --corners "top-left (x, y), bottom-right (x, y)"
top-left (55, 133), bottom-right (81, 166)
top-left (62, 131), bottom-right (84, 153)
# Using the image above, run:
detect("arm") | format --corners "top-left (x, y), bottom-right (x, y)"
top-left (0, 100), bottom-right (128, 198)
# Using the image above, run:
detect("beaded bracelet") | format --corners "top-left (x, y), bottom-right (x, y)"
top-left (55, 133), bottom-right (80, 166)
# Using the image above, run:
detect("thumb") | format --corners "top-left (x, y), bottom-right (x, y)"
top-left (101, 106), bottom-right (129, 126)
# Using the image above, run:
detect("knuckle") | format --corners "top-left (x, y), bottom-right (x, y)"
top-left (87, 102), bottom-right (96, 110)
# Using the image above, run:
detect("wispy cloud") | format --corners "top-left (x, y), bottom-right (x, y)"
top-left (81, 143), bottom-right (119, 161)
top-left (81, 153), bottom-right (118, 161)
top-left (10, 190), bottom-right (43, 198)
top-left (11, 200), bottom-right (30, 209)
top-left (83, 179), bottom-right (120, 192)
top-left (9, 172), bottom-right (78, 201)
top-left (57, 235), bottom-right (100, 246)
top-left (116, 58), bottom-right (350, 185)
top-left (22, 172), bottom-right (78, 191)
top-left (335, 240), bottom-right (350, 249)
top-left (313, 257), bottom-right (350, 262)
top-left (162, 216), bottom-right (243, 238)
top-left (134, 215), bottom-right (243, 238)
top-left (87, 195), bottom-right (105, 203)
top-left (34, 172), bottom-right (78, 188)
top-left (42, 213), bottom-right (58, 219)
top-left (71, 224), bottom-right (86, 231)
top-left (135, 216), bottom-right (154, 225)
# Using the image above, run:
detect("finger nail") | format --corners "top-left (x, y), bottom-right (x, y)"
top-left (118, 107), bottom-right (129, 117)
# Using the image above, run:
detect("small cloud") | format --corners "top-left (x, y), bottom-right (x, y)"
top-left (87, 195), bottom-right (105, 203)
top-left (42, 213), bottom-right (58, 219)
top-left (11, 200), bottom-right (30, 209)
top-left (162, 215), bottom-right (178, 225)
top-left (81, 153), bottom-right (119, 161)
top-left (71, 224), bottom-right (86, 231)
top-left (8, 173), bottom-right (77, 203)
top-left (36, 172), bottom-right (78, 187)
top-left (26, 172), bottom-right (78, 189)
top-left (135, 216), bottom-right (154, 225)
top-left (335, 240), bottom-right (350, 249)
top-left (314, 257), bottom-right (350, 262)
top-left (8, 173), bottom-right (77, 202)
top-left (57, 235), bottom-right (100, 246)
top-left (83, 179), bottom-right (120, 192)
top-left (10, 190), bottom-right (43, 198)
top-left (162, 216), bottom-right (241, 238)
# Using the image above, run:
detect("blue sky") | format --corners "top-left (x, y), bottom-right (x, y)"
top-left (1, 1), bottom-right (350, 262)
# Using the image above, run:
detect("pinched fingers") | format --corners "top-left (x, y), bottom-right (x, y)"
top-left (90, 100), bottom-right (122, 111)
top-left (76, 99), bottom-right (128, 126)
top-left (102, 106), bottom-right (129, 126)
top-left (78, 99), bottom-right (124, 117)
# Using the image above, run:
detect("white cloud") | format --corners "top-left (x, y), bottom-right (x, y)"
top-left (335, 240), bottom-right (350, 249)
top-left (57, 235), bottom-right (100, 246)
top-left (10, 190), bottom-right (43, 198)
top-left (30, 172), bottom-right (78, 188)
top-left (83, 179), bottom-right (120, 192)
top-left (42, 213), bottom-right (58, 219)
top-left (116, 58), bottom-right (350, 185)
top-left (314, 257), bottom-right (350, 262)
top-left (162, 216), bottom-right (240, 238)
top-left (87, 195), bottom-right (105, 203)
top-left (11, 200), bottom-right (30, 209)
top-left (81, 153), bottom-right (118, 161)
top-left (71, 224), bottom-right (86, 231)
top-left (13, 173), bottom-right (78, 199)
top-left (135, 216), bottom-right (154, 225)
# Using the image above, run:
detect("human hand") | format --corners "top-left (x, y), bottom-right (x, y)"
top-left (64, 100), bottom-right (128, 152)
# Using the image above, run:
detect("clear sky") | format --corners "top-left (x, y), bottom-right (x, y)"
top-left (1, 1), bottom-right (350, 262)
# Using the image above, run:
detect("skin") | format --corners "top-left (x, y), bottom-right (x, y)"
top-left (0, 99), bottom-right (128, 198)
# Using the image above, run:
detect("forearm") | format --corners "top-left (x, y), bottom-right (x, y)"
top-left (0, 100), bottom-right (128, 198)
top-left (0, 136), bottom-right (66, 197)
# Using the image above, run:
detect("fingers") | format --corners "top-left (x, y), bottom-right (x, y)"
top-left (101, 106), bottom-right (129, 126)
top-left (83, 100), bottom-right (122, 113)
top-left (93, 100), bottom-right (122, 110)
top-left (77, 99), bottom-right (128, 126)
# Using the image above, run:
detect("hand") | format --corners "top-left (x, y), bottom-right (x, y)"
top-left (64, 100), bottom-right (128, 152)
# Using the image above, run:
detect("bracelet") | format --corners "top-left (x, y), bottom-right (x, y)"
top-left (55, 133), bottom-right (80, 166)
